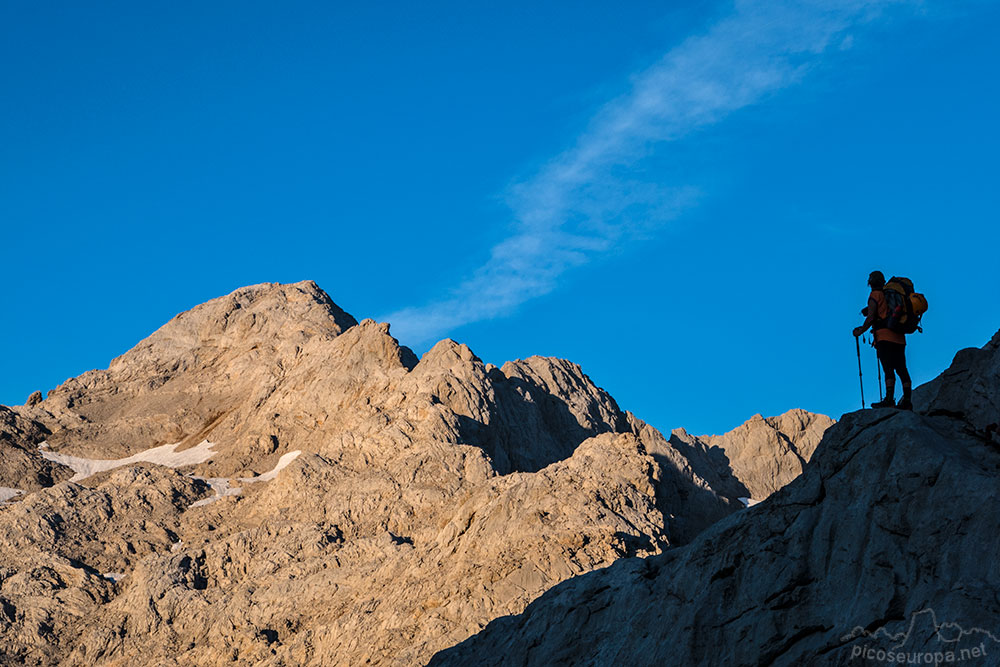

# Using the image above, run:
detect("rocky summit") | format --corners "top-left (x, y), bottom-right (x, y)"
top-left (1, 281), bottom-right (837, 666)
top-left (432, 330), bottom-right (1000, 666)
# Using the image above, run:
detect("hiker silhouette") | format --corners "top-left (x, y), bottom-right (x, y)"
top-left (853, 271), bottom-right (913, 410)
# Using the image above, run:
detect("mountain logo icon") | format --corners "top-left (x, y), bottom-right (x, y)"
top-left (841, 608), bottom-right (999, 664)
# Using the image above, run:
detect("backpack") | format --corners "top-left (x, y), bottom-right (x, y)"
top-left (881, 276), bottom-right (928, 334)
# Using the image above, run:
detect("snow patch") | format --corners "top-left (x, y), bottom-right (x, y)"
top-left (38, 440), bottom-right (218, 482)
top-left (188, 450), bottom-right (301, 509)
top-left (0, 487), bottom-right (24, 503)
top-left (35, 440), bottom-right (300, 509)
top-left (103, 572), bottom-right (125, 583)
top-left (241, 450), bottom-right (301, 483)
top-left (738, 497), bottom-right (760, 508)
top-left (190, 477), bottom-right (243, 508)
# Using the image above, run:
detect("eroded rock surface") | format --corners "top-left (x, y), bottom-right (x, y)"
top-left (431, 330), bottom-right (1000, 667)
top-left (0, 281), bottom-right (833, 665)
top-left (0, 406), bottom-right (70, 492)
top-left (669, 408), bottom-right (836, 501)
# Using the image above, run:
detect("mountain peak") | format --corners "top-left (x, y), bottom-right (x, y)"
top-left (145, 279), bottom-right (357, 349)
top-left (26, 281), bottom-right (358, 458)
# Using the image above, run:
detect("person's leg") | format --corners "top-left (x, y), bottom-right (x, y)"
top-left (896, 345), bottom-right (913, 409)
top-left (874, 341), bottom-right (896, 407)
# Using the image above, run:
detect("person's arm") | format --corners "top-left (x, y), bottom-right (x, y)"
top-left (854, 295), bottom-right (878, 337)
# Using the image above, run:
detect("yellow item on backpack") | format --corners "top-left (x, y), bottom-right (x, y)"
top-left (883, 276), bottom-right (927, 334)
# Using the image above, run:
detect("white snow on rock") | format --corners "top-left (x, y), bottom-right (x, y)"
top-left (738, 497), bottom-right (760, 508)
top-left (33, 439), bottom-right (299, 508)
top-left (241, 450), bottom-right (301, 483)
top-left (189, 477), bottom-right (243, 508)
top-left (38, 440), bottom-right (218, 483)
top-left (0, 487), bottom-right (24, 503)
top-left (103, 572), bottom-right (126, 583)
top-left (189, 450), bottom-right (301, 508)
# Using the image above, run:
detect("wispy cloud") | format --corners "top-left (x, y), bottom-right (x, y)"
top-left (384, 0), bottom-right (915, 345)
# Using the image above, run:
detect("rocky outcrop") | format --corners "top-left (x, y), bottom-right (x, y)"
top-left (59, 433), bottom-right (679, 666)
top-left (0, 281), bottom-right (834, 666)
top-left (0, 406), bottom-right (70, 493)
top-left (0, 465), bottom-right (209, 665)
top-left (16, 280), bottom-right (358, 462)
top-left (669, 408), bottom-right (836, 501)
top-left (431, 330), bottom-right (1000, 666)
top-left (914, 328), bottom-right (1000, 431)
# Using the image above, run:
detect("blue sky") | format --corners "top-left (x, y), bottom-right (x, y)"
top-left (2, 1), bottom-right (998, 436)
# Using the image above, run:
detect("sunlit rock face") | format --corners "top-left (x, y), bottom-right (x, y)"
top-left (0, 281), bottom-right (833, 666)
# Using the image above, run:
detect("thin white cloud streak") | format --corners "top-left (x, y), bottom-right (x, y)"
top-left (384, 0), bottom-right (915, 345)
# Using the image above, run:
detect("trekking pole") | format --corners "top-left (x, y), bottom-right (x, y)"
top-left (855, 335), bottom-right (865, 408)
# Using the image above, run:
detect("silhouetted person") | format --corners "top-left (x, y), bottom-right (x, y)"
top-left (854, 270), bottom-right (912, 410)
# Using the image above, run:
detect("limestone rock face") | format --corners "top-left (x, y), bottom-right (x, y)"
top-left (0, 465), bottom-right (208, 665)
top-left (914, 328), bottom-right (1000, 431)
top-left (20, 280), bottom-right (358, 461)
top-left (431, 329), bottom-right (1000, 667)
top-left (0, 406), bottom-right (70, 492)
top-left (669, 408), bottom-right (836, 501)
top-left (0, 281), bottom-right (834, 666)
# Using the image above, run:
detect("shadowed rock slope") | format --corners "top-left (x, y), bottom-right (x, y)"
top-left (0, 281), bottom-right (833, 666)
top-left (431, 330), bottom-right (1000, 667)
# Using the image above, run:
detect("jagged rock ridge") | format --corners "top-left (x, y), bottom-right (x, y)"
top-left (669, 408), bottom-right (835, 502)
top-left (0, 281), bottom-right (834, 665)
top-left (431, 330), bottom-right (1000, 666)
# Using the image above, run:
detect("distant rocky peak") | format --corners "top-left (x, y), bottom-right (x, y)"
top-left (172, 280), bottom-right (351, 339)
top-left (666, 408), bottom-right (836, 504)
top-left (324, 318), bottom-right (419, 372)
top-left (103, 280), bottom-right (356, 371)
top-left (416, 339), bottom-right (484, 373)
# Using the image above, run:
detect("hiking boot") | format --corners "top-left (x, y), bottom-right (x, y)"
top-left (871, 397), bottom-right (896, 409)
top-left (896, 397), bottom-right (913, 411)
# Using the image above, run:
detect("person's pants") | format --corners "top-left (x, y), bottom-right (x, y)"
top-left (876, 340), bottom-right (911, 399)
